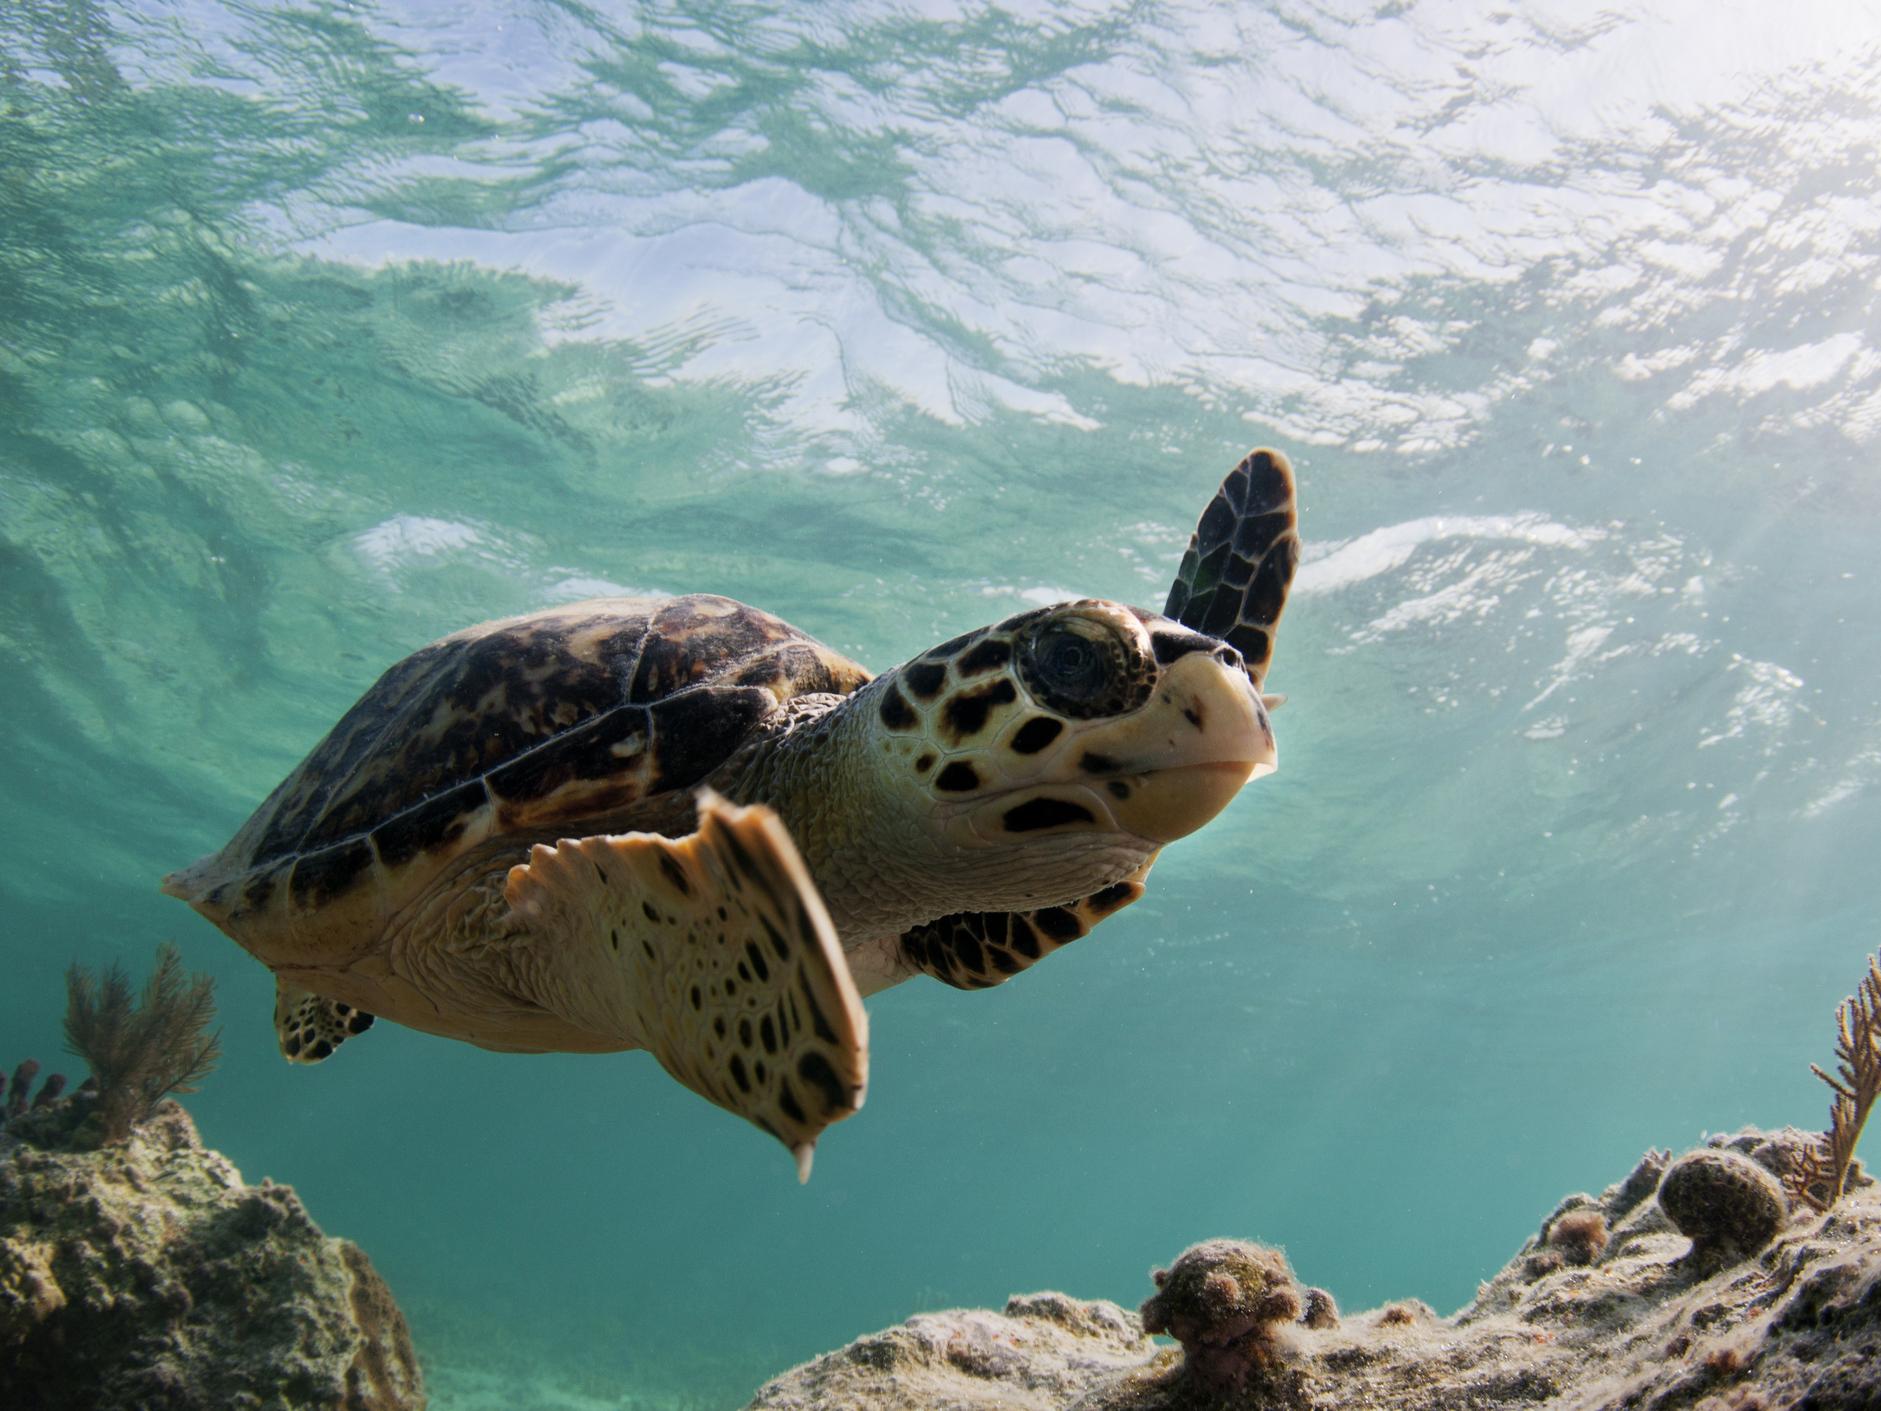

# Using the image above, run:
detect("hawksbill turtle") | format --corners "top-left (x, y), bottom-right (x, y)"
top-left (164, 449), bottom-right (1301, 1180)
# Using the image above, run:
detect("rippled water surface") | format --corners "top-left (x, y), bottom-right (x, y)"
top-left (5, 1), bottom-right (1881, 1404)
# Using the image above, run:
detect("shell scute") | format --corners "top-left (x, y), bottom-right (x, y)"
top-left (248, 636), bottom-right (462, 864)
top-left (372, 779), bottom-right (489, 870)
top-left (290, 838), bottom-right (374, 909)
top-left (644, 688), bottom-right (777, 799)
top-left (486, 705), bottom-right (648, 807)
top-left (628, 597), bottom-right (808, 702)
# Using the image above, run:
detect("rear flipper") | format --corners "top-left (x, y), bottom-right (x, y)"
top-left (900, 857), bottom-right (1156, 990)
top-left (504, 791), bottom-right (868, 1182)
top-left (275, 978), bottom-right (375, 1063)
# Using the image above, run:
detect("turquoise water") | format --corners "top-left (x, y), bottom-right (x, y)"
top-left (4, 1), bottom-right (1880, 1404)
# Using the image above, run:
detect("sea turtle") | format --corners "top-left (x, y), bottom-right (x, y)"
top-left (164, 449), bottom-right (1301, 1180)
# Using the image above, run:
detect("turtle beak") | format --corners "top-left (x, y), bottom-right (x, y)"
top-left (1095, 652), bottom-right (1276, 844)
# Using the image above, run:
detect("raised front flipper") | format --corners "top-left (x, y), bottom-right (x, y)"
top-left (275, 977), bottom-right (374, 1063)
top-left (1163, 447), bottom-right (1300, 688)
top-left (503, 791), bottom-right (868, 1182)
top-left (900, 858), bottom-right (1156, 990)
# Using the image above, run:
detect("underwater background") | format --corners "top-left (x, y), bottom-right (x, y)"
top-left (3, 0), bottom-right (1880, 1405)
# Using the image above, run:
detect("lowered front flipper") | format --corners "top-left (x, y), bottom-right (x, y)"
top-left (503, 791), bottom-right (868, 1182)
top-left (900, 857), bottom-right (1157, 990)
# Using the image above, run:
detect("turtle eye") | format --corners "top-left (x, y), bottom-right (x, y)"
top-left (1017, 611), bottom-right (1153, 719)
top-left (1034, 627), bottom-right (1107, 700)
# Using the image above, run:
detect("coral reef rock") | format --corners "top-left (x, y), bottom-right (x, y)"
top-left (747, 1292), bottom-right (1152, 1410)
top-left (0, 1097), bottom-right (424, 1411)
top-left (747, 1129), bottom-right (1881, 1410)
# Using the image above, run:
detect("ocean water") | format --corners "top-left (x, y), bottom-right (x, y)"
top-left (3, 0), bottom-right (1880, 1405)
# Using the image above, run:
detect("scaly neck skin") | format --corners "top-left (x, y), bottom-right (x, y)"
top-left (708, 683), bottom-right (956, 981)
top-left (706, 676), bottom-right (1155, 996)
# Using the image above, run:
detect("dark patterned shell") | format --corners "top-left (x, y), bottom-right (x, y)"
top-left (165, 595), bottom-right (872, 952)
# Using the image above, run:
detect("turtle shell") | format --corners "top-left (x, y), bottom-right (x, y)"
top-left (165, 594), bottom-right (872, 961)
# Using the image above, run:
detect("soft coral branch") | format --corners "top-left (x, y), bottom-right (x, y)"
top-left (1787, 952), bottom-right (1881, 1212)
top-left (63, 942), bottom-right (221, 1144)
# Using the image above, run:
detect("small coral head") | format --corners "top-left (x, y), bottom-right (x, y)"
top-left (1300, 1287), bottom-right (1340, 1330)
top-left (1138, 1239), bottom-right (1303, 1394)
top-left (1658, 1149), bottom-right (1786, 1264)
top-left (1546, 1209), bottom-right (1610, 1266)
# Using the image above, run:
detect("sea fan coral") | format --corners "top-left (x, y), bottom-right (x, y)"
top-left (63, 942), bottom-right (221, 1144)
top-left (1784, 951), bottom-right (1881, 1213)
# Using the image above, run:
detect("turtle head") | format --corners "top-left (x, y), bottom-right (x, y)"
top-left (853, 446), bottom-right (1298, 917)
top-left (869, 600), bottom-right (1276, 870)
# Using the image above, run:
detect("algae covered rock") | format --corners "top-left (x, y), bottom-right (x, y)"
top-left (747, 1291), bottom-right (1152, 1410)
top-left (747, 1126), bottom-right (1881, 1411)
top-left (1138, 1239), bottom-right (1304, 1395)
top-left (0, 1097), bottom-right (424, 1410)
